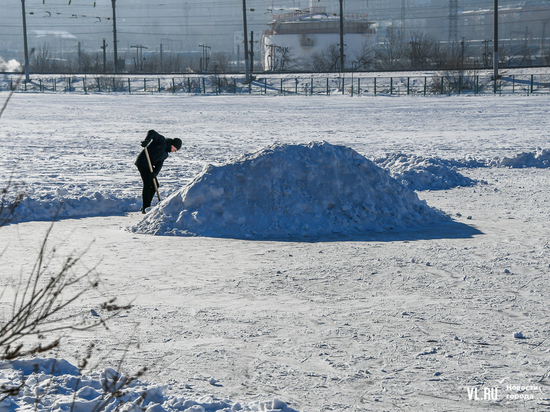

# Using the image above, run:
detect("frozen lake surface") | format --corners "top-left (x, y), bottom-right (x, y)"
top-left (0, 92), bottom-right (549, 411)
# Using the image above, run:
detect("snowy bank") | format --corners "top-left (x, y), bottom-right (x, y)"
top-left (493, 148), bottom-right (550, 168)
top-left (373, 153), bottom-right (478, 191)
top-left (131, 142), bottom-right (447, 239)
top-left (11, 188), bottom-right (140, 223)
top-left (0, 358), bottom-right (299, 412)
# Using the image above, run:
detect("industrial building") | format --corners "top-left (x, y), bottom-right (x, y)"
top-left (261, 6), bottom-right (376, 71)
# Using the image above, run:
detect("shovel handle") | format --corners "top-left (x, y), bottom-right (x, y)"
top-left (144, 145), bottom-right (161, 202)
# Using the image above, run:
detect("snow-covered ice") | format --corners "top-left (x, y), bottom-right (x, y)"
top-left (1, 91), bottom-right (550, 411)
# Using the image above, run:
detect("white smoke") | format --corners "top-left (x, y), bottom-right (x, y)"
top-left (0, 57), bottom-right (22, 72)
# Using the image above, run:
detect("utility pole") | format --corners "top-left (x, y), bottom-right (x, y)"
top-left (542, 19), bottom-right (549, 51)
top-left (101, 39), bottom-right (108, 73)
top-left (20, 0), bottom-right (30, 82)
top-left (160, 43), bottom-right (163, 72)
top-left (112, 0), bottom-right (118, 73)
top-left (400, 0), bottom-right (406, 36)
top-left (242, 0), bottom-right (250, 83)
top-left (77, 41), bottom-right (82, 72)
top-left (339, 0), bottom-right (344, 72)
top-left (494, 0), bottom-right (499, 92)
top-left (461, 37), bottom-right (465, 68)
top-left (249, 32), bottom-right (258, 75)
top-left (199, 44), bottom-right (211, 72)
top-left (449, 0), bottom-right (458, 45)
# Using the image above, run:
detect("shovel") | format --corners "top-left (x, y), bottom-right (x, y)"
top-left (144, 145), bottom-right (161, 202)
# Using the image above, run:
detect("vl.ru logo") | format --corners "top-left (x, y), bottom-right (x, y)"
top-left (466, 386), bottom-right (500, 401)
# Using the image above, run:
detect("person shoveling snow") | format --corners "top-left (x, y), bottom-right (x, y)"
top-left (132, 141), bottom-right (447, 239)
top-left (135, 129), bottom-right (182, 214)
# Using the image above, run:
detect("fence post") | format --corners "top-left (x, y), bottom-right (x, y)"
top-left (326, 78), bottom-right (329, 96)
top-left (390, 78), bottom-right (393, 95)
top-left (265, 78), bottom-right (267, 95)
top-left (342, 77), bottom-right (345, 95)
top-left (234, 78), bottom-right (237, 94)
top-left (358, 78), bottom-right (361, 95)
top-left (512, 75), bottom-right (515, 93)
top-left (424, 77), bottom-right (427, 96)
top-left (249, 80), bottom-right (252, 94)
top-left (407, 77), bottom-right (410, 95)
top-left (531, 74), bottom-right (534, 94)
top-left (202, 78), bottom-right (206, 94)
top-left (172, 78), bottom-right (176, 94)
top-left (295, 78), bottom-right (298, 95)
top-left (374, 77), bottom-right (377, 95)
top-left (440, 77), bottom-right (444, 94)
top-left (83, 77), bottom-right (87, 94)
top-left (158, 78), bottom-right (161, 92)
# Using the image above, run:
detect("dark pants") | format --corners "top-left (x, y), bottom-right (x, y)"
top-left (137, 166), bottom-right (158, 208)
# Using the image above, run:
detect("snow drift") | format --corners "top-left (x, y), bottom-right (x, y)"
top-left (0, 358), bottom-right (299, 412)
top-left (132, 142), bottom-right (447, 239)
top-left (373, 153), bottom-right (478, 191)
top-left (12, 189), bottom-right (140, 223)
top-left (494, 148), bottom-right (550, 168)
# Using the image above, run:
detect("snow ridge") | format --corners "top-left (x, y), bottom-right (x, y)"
top-left (132, 142), bottom-right (447, 239)
top-left (493, 148), bottom-right (550, 168)
top-left (11, 190), bottom-right (140, 223)
top-left (0, 358), bottom-right (299, 412)
top-left (5, 148), bottom-right (550, 225)
top-left (373, 153), bottom-right (478, 191)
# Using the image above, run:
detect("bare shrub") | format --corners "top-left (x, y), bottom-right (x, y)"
top-left (308, 43), bottom-right (341, 72)
top-left (351, 40), bottom-right (375, 71)
top-left (0, 183), bottom-right (142, 410)
top-left (375, 26), bottom-right (405, 70)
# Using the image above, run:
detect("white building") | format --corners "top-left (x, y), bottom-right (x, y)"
top-left (261, 6), bottom-right (376, 71)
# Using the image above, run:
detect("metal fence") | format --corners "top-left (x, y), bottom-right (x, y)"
top-left (2, 73), bottom-right (550, 96)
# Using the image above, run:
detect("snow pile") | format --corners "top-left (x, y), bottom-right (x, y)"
top-left (373, 153), bottom-right (477, 191)
top-left (494, 148), bottom-right (550, 168)
top-left (0, 358), bottom-right (299, 412)
top-left (132, 142), bottom-right (446, 239)
top-left (11, 188), bottom-right (140, 223)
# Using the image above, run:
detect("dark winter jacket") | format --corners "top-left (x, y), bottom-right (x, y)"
top-left (135, 130), bottom-right (175, 177)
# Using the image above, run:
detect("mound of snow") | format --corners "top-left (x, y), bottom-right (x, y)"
top-left (495, 148), bottom-right (550, 168)
top-left (373, 153), bottom-right (477, 191)
top-left (9, 188), bottom-right (140, 223)
top-left (132, 142), bottom-right (446, 239)
top-left (0, 358), bottom-right (299, 412)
